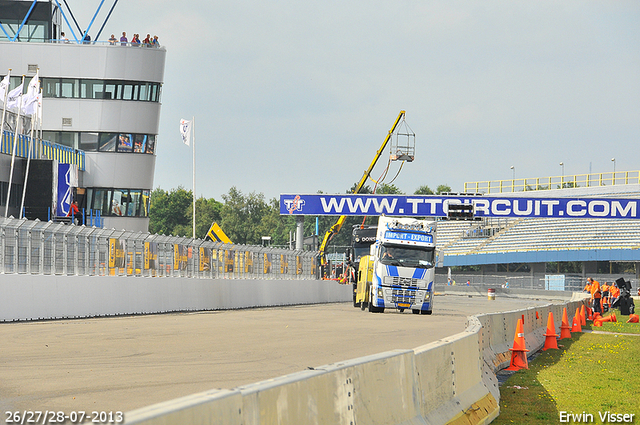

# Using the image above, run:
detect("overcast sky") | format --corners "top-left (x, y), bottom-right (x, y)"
top-left (69, 1), bottom-right (639, 201)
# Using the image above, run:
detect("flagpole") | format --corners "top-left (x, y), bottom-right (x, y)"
top-left (0, 69), bottom-right (11, 159)
top-left (19, 109), bottom-right (35, 219)
top-left (192, 116), bottom-right (196, 239)
top-left (0, 70), bottom-right (11, 215)
top-left (20, 71), bottom-right (39, 219)
top-left (37, 87), bottom-right (43, 158)
top-left (5, 75), bottom-right (24, 218)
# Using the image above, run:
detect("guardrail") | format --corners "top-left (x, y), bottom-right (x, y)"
top-left (123, 289), bottom-right (588, 424)
top-left (464, 170), bottom-right (640, 194)
top-left (0, 217), bottom-right (317, 279)
top-left (49, 39), bottom-right (165, 49)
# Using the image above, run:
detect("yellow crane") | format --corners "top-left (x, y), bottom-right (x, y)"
top-left (318, 111), bottom-right (412, 272)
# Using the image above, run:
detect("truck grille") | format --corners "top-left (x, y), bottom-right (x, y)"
top-left (391, 288), bottom-right (415, 303)
top-left (384, 276), bottom-right (420, 288)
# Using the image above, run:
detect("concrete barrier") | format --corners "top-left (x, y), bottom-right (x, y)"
top-left (0, 275), bottom-right (352, 321)
top-left (125, 350), bottom-right (422, 425)
top-left (414, 317), bottom-right (498, 425)
top-left (124, 389), bottom-right (243, 425)
top-left (239, 350), bottom-right (421, 425)
top-left (123, 290), bottom-right (590, 425)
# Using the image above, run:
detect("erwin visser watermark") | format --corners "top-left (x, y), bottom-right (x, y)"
top-left (559, 411), bottom-right (635, 423)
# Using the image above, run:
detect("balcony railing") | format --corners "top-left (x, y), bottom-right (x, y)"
top-left (1, 130), bottom-right (85, 171)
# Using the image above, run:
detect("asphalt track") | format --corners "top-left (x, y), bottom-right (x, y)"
top-left (0, 294), bottom-right (555, 415)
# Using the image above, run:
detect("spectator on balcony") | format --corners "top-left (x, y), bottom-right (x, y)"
top-left (67, 201), bottom-right (79, 224)
top-left (109, 34), bottom-right (117, 45)
top-left (132, 34), bottom-right (141, 46)
top-left (60, 32), bottom-right (69, 43)
top-left (143, 34), bottom-right (152, 47)
top-left (152, 35), bottom-right (160, 47)
top-left (120, 32), bottom-right (128, 46)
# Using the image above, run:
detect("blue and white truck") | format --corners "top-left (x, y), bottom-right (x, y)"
top-left (355, 216), bottom-right (437, 314)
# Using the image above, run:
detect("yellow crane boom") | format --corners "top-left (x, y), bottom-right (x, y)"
top-left (318, 110), bottom-right (406, 268)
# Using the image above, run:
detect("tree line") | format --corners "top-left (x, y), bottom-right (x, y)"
top-left (149, 183), bottom-right (452, 249)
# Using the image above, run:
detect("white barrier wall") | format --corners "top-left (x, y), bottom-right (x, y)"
top-left (124, 291), bottom-right (589, 425)
top-left (0, 275), bottom-right (352, 322)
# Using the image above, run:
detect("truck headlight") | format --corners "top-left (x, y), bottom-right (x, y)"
top-left (378, 288), bottom-right (383, 298)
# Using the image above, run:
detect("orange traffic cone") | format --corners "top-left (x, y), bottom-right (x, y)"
top-left (505, 318), bottom-right (529, 371)
top-left (593, 312), bottom-right (602, 321)
top-left (587, 306), bottom-right (593, 321)
top-left (570, 308), bottom-right (582, 332)
top-left (560, 307), bottom-right (572, 339)
top-left (594, 319), bottom-right (603, 327)
top-left (580, 305), bottom-right (586, 326)
top-left (599, 313), bottom-right (617, 324)
top-left (627, 314), bottom-right (639, 323)
top-left (543, 312), bottom-right (558, 351)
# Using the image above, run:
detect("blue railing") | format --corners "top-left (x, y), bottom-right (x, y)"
top-left (46, 207), bottom-right (104, 228)
top-left (1, 130), bottom-right (85, 171)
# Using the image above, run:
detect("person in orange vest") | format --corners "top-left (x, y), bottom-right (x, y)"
top-left (588, 277), bottom-right (602, 315)
top-left (583, 280), bottom-right (592, 292)
top-left (610, 284), bottom-right (620, 307)
top-left (602, 282), bottom-right (610, 310)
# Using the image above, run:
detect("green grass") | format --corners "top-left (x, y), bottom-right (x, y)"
top-left (493, 310), bottom-right (640, 424)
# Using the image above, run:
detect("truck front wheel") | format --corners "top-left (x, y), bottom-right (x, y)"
top-left (368, 290), bottom-right (384, 313)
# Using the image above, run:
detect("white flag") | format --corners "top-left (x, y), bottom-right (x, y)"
top-left (0, 75), bottom-right (10, 104)
top-left (6, 83), bottom-right (23, 110)
top-left (22, 74), bottom-right (40, 116)
top-left (180, 118), bottom-right (192, 146)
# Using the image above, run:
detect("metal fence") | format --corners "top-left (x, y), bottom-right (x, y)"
top-left (439, 273), bottom-right (638, 292)
top-left (0, 217), bottom-right (319, 279)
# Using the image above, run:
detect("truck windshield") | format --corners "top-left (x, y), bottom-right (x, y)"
top-left (353, 246), bottom-right (371, 261)
top-left (379, 244), bottom-right (434, 269)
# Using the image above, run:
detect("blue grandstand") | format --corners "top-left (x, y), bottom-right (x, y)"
top-left (436, 171), bottom-right (640, 291)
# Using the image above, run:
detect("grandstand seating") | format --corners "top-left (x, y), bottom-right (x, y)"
top-left (435, 220), bottom-right (475, 247)
top-left (438, 217), bottom-right (640, 257)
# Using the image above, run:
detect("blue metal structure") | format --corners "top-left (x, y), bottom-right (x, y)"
top-left (0, 0), bottom-right (118, 43)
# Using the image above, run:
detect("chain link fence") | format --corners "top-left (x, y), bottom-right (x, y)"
top-left (0, 217), bottom-right (319, 279)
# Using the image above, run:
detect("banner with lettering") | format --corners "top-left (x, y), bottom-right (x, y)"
top-left (280, 194), bottom-right (640, 219)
